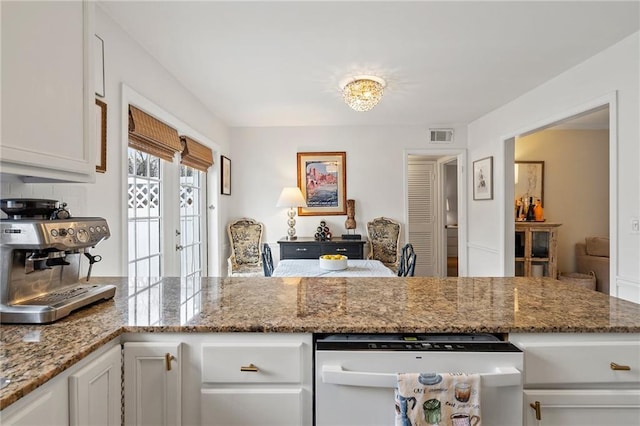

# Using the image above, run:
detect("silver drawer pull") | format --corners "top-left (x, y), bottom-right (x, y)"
top-left (295, 248), bottom-right (308, 251)
top-left (336, 248), bottom-right (347, 252)
top-left (610, 362), bottom-right (631, 371)
top-left (240, 363), bottom-right (259, 372)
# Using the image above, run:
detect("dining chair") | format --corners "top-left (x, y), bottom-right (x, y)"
top-left (398, 243), bottom-right (417, 277)
top-left (262, 243), bottom-right (274, 277)
top-left (227, 218), bottom-right (264, 277)
top-left (366, 217), bottom-right (401, 272)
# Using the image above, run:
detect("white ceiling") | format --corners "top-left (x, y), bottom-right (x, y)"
top-left (99, 1), bottom-right (639, 128)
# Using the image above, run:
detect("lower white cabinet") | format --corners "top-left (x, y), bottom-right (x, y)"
top-left (123, 342), bottom-right (182, 426)
top-left (511, 333), bottom-right (640, 426)
top-left (524, 389), bottom-right (640, 426)
top-left (0, 339), bottom-right (121, 426)
top-left (69, 344), bottom-right (122, 426)
top-left (199, 334), bottom-right (313, 426)
top-left (0, 381), bottom-right (68, 426)
top-left (201, 389), bottom-right (303, 426)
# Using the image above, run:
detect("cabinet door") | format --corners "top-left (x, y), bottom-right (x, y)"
top-left (524, 389), bottom-right (640, 426)
top-left (0, 0), bottom-right (95, 182)
top-left (124, 342), bottom-right (182, 426)
top-left (201, 389), bottom-right (302, 426)
top-left (69, 344), bottom-right (122, 426)
top-left (0, 382), bottom-right (68, 426)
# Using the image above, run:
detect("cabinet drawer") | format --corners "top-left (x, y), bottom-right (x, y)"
top-left (321, 244), bottom-right (361, 258)
top-left (201, 389), bottom-right (302, 426)
top-left (281, 244), bottom-right (321, 259)
top-left (522, 341), bottom-right (640, 385)
top-left (202, 343), bottom-right (302, 383)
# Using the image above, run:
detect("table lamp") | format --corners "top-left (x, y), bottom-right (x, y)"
top-left (276, 187), bottom-right (307, 240)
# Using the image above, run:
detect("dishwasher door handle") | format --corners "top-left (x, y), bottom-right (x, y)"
top-left (321, 365), bottom-right (522, 388)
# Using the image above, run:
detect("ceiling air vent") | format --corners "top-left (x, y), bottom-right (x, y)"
top-left (429, 128), bottom-right (454, 144)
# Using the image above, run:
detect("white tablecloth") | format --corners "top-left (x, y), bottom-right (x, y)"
top-left (271, 259), bottom-right (396, 277)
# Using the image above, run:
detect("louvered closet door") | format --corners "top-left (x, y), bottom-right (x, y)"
top-left (408, 157), bottom-right (438, 276)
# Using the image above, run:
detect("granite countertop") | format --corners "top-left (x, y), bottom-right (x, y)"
top-left (2, 276), bottom-right (640, 409)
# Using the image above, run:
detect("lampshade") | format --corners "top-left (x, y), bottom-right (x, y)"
top-left (340, 75), bottom-right (386, 112)
top-left (276, 187), bottom-right (307, 208)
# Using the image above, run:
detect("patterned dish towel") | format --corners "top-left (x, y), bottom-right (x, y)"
top-left (395, 372), bottom-right (481, 426)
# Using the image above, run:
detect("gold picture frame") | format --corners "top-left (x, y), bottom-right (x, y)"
top-left (297, 151), bottom-right (347, 216)
top-left (95, 99), bottom-right (107, 173)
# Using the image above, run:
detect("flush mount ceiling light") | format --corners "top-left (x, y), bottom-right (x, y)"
top-left (339, 75), bottom-right (386, 112)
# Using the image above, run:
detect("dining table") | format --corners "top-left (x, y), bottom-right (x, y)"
top-left (271, 259), bottom-right (396, 277)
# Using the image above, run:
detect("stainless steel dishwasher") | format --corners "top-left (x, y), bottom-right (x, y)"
top-left (315, 333), bottom-right (524, 426)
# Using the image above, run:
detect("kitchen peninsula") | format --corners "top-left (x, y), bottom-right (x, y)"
top-left (1, 276), bottom-right (639, 424)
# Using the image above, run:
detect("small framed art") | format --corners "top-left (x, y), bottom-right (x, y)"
top-left (95, 99), bottom-right (107, 173)
top-left (221, 155), bottom-right (231, 195)
top-left (473, 156), bottom-right (493, 200)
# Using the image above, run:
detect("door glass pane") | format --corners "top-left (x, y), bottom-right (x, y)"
top-left (179, 164), bottom-right (204, 279)
top-left (128, 147), bottom-right (163, 278)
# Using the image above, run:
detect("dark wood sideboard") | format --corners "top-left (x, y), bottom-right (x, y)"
top-left (277, 237), bottom-right (365, 260)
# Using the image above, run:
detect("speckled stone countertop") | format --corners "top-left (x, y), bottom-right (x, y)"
top-left (1, 276), bottom-right (640, 409)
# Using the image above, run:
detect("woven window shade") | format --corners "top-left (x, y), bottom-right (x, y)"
top-left (128, 106), bottom-right (182, 161)
top-left (180, 136), bottom-right (214, 172)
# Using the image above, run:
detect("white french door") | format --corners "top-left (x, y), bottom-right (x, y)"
top-left (127, 148), bottom-right (206, 279)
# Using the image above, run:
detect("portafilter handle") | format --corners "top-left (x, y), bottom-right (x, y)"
top-left (84, 252), bottom-right (102, 282)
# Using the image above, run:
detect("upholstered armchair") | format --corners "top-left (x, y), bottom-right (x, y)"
top-left (366, 217), bottom-right (401, 272)
top-left (227, 218), bottom-right (264, 277)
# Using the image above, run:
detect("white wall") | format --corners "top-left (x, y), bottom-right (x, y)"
top-left (2, 6), bottom-right (232, 276)
top-left (229, 125), bottom-right (467, 262)
top-left (516, 129), bottom-right (609, 273)
top-left (467, 32), bottom-right (639, 302)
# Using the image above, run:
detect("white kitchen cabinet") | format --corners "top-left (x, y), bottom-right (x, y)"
top-left (511, 333), bottom-right (640, 425)
top-left (69, 343), bottom-right (122, 426)
top-left (200, 334), bottom-right (313, 426)
top-left (0, 339), bottom-right (121, 426)
top-left (123, 342), bottom-right (182, 426)
top-left (524, 389), bottom-right (640, 426)
top-left (0, 0), bottom-right (95, 182)
top-left (0, 379), bottom-right (68, 426)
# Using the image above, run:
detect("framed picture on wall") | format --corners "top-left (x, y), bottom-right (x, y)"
top-left (473, 156), bottom-right (493, 200)
top-left (515, 161), bottom-right (544, 205)
top-left (95, 99), bottom-right (107, 173)
top-left (296, 151), bottom-right (347, 216)
top-left (221, 155), bottom-right (231, 195)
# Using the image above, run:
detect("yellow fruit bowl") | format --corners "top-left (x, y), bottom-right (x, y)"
top-left (319, 254), bottom-right (348, 271)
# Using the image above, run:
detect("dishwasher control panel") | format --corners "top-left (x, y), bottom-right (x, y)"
top-left (315, 333), bottom-right (522, 352)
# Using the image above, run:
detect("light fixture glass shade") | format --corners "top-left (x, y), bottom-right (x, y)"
top-left (276, 187), bottom-right (307, 207)
top-left (340, 75), bottom-right (386, 112)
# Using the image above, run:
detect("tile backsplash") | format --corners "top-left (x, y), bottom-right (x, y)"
top-left (1, 179), bottom-right (88, 218)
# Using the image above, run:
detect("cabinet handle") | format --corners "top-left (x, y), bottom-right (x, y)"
top-left (529, 401), bottom-right (541, 421)
top-left (610, 362), bottom-right (631, 371)
top-left (295, 248), bottom-right (307, 252)
top-left (336, 248), bottom-right (347, 252)
top-left (240, 363), bottom-right (259, 372)
top-left (165, 353), bottom-right (176, 371)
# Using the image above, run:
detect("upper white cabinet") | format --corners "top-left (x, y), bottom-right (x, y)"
top-left (0, 0), bottom-right (95, 182)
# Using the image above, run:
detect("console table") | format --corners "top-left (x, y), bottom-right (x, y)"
top-left (278, 237), bottom-right (365, 260)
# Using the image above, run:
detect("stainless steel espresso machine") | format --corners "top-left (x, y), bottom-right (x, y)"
top-left (0, 199), bottom-right (116, 323)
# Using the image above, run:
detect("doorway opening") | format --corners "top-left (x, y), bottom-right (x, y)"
top-left (503, 95), bottom-right (615, 295)
top-left (405, 149), bottom-right (466, 277)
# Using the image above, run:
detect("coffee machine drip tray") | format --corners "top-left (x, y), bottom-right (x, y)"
top-left (0, 283), bottom-right (116, 324)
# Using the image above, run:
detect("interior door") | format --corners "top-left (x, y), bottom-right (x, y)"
top-left (407, 156), bottom-right (438, 276)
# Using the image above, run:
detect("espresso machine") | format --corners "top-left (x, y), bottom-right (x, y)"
top-left (0, 199), bottom-right (116, 323)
